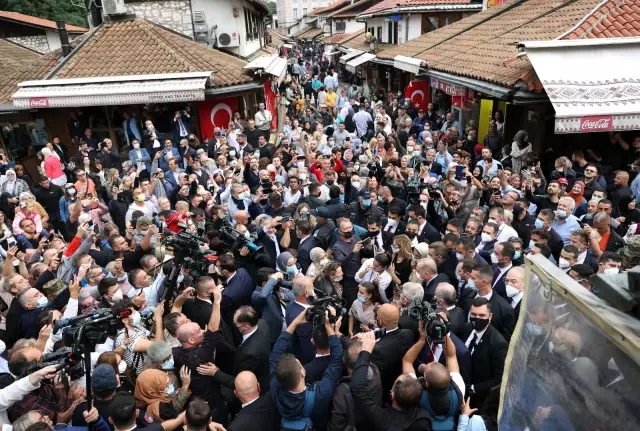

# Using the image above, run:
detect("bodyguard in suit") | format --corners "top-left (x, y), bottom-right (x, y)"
top-left (164, 158), bottom-right (185, 190)
top-left (455, 237), bottom-right (488, 266)
top-left (370, 304), bottom-right (414, 403)
top-left (490, 242), bottom-right (515, 300)
top-left (251, 270), bottom-right (294, 345)
top-left (416, 257), bottom-right (450, 301)
top-left (284, 276), bottom-right (316, 364)
top-left (228, 308), bottom-right (272, 393)
top-left (570, 229), bottom-right (599, 273)
top-left (217, 254), bottom-right (255, 325)
top-left (228, 371), bottom-right (280, 431)
top-left (476, 222), bottom-right (499, 263)
top-left (468, 264), bottom-right (515, 342)
top-left (434, 283), bottom-right (467, 338)
top-left (304, 325), bottom-right (332, 384)
top-left (415, 328), bottom-right (472, 386)
top-left (366, 214), bottom-right (394, 253)
top-left (407, 204), bottom-right (441, 244)
top-left (296, 221), bottom-right (318, 274)
top-left (504, 267), bottom-right (525, 322)
top-left (460, 297), bottom-right (508, 409)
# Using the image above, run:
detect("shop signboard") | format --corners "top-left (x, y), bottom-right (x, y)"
top-left (429, 78), bottom-right (466, 97)
top-left (579, 115), bottom-right (613, 132)
top-left (384, 15), bottom-right (402, 22)
top-left (199, 97), bottom-right (239, 138)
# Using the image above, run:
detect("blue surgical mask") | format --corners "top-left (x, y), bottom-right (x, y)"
top-left (466, 278), bottom-right (476, 290)
top-left (357, 295), bottom-right (366, 303)
top-left (166, 383), bottom-right (175, 395)
top-left (413, 150), bottom-right (421, 158)
top-left (362, 199), bottom-right (371, 207)
top-left (513, 251), bottom-right (521, 260)
top-left (556, 210), bottom-right (567, 219)
top-left (535, 218), bottom-right (544, 229)
top-left (286, 265), bottom-right (297, 275)
top-left (36, 296), bottom-right (49, 308)
top-left (161, 357), bottom-right (174, 370)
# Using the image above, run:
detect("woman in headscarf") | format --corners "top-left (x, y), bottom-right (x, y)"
top-left (567, 181), bottom-right (586, 214)
top-left (41, 148), bottom-right (67, 187)
top-left (0, 169), bottom-right (29, 198)
top-left (306, 247), bottom-right (329, 281)
top-left (510, 129), bottom-right (531, 175)
top-left (13, 165), bottom-right (35, 189)
top-left (134, 367), bottom-right (191, 421)
top-left (276, 251), bottom-right (299, 289)
top-left (408, 243), bottom-right (430, 284)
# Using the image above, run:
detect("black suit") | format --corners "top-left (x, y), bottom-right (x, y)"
top-left (233, 320), bottom-right (271, 393)
top-left (228, 395), bottom-right (279, 431)
top-left (424, 273), bottom-right (451, 301)
top-left (416, 332), bottom-right (472, 385)
top-left (297, 236), bottom-right (318, 274)
top-left (513, 298), bottom-right (522, 322)
top-left (488, 292), bottom-right (516, 342)
top-left (398, 312), bottom-right (420, 341)
top-left (448, 306), bottom-right (467, 339)
top-left (477, 240), bottom-right (497, 263)
top-left (304, 355), bottom-right (330, 385)
top-left (460, 324), bottom-right (508, 409)
top-left (491, 265), bottom-right (510, 300)
top-left (418, 221), bottom-right (441, 244)
top-left (370, 231), bottom-right (394, 253)
top-left (438, 256), bottom-right (458, 288)
top-left (458, 286), bottom-right (476, 319)
top-left (370, 328), bottom-right (414, 403)
top-left (548, 228), bottom-right (564, 261)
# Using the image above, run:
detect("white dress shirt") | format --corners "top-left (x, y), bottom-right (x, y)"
top-left (465, 326), bottom-right (488, 355)
top-left (492, 264), bottom-right (512, 288)
top-left (355, 258), bottom-right (391, 302)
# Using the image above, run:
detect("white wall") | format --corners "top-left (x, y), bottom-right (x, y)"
top-left (332, 18), bottom-right (363, 34)
top-left (45, 30), bottom-right (61, 52)
top-left (407, 14), bottom-right (421, 42)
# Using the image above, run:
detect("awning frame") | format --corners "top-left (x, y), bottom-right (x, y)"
top-left (345, 52), bottom-right (376, 73)
top-left (393, 55), bottom-right (424, 74)
top-left (339, 49), bottom-right (364, 64)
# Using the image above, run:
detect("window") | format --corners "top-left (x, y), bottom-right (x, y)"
top-left (367, 26), bottom-right (374, 35)
top-left (335, 21), bottom-right (346, 33)
top-left (293, 9), bottom-right (298, 18)
top-left (303, 8), bottom-right (307, 15)
top-left (244, 8), bottom-right (252, 40)
top-left (377, 26), bottom-right (382, 41)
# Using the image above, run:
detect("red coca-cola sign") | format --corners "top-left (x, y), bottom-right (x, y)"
top-left (29, 97), bottom-right (49, 108)
top-left (579, 115), bottom-right (612, 132)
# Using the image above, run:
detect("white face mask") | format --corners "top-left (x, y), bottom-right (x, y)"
top-left (118, 360), bottom-right (127, 374)
top-left (455, 252), bottom-right (465, 261)
top-left (481, 233), bottom-right (492, 243)
top-left (490, 252), bottom-right (499, 264)
top-left (603, 267), bottom-right (619, 275)
top-left (133, 143), bottom-right (140, 150)
top-left (505, 284), bottom-right (520, 298)
top-left (351, 180), bottom-right (361, 191)
top-left (111, 289), bottom-right (124, 303)
top-left (386, 218), bottom-right (398, 227)
top-left (558, 258), bottom-right (571, 270)
top-left (299, 174), bottom-right (307, 181)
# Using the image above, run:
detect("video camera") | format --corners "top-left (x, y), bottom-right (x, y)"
top-left (306, 295), bottom-right (347, 326)
top-left (57, 307), bottom-right (130, 348)
top-left (406, 176), bottom-right (427, 204)
top-left (409, 300), bottom-right (450, 344)
top-left (219, 220), bottom-right (262, 254)
top-left (19, 348), bottom-right (84, 380)
top-left (164, 230), bottom-right (213, 278)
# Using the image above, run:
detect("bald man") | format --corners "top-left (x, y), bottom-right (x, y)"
top-left (228, 371), bottom-right (279, 431)
top-left (434, 282), bottom-right (466, 338)
top-left (371, 304), bottom-right (415, 403)
top-left (505, 266), bottom-right (525, 321)
top-left (416, 257), bottom-right (450, 301)
top-left (234, 210), bottom-right (256, 234)
top-left (611, 170), bottom-right (632, 211)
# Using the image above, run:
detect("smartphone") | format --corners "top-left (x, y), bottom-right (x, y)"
top-left (455, 165), bottom-right (465, 179)
top-left (361, 237), bottom-right (372, 246)
top-left (158, 223), bottom-right (164, 234)
top-left (280, 216), bottom-right (291, 223)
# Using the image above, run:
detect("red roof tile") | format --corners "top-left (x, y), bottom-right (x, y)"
top-left (360, 0), bottom-right (472, 16)
top-left (562, 0), bottom-right (640, 39)
top-left (326, 0), bottom-right (375, 17)
top-left (377, 0), bottom-right (604, 90)
top-left (52, 20), bottom-right (252, 88)
top-left (308, 1), bottom-right (351, 16)
top-left (324, 32), bottom-right (355, 44)
top-left (0, 10), bottom-right (88, 33)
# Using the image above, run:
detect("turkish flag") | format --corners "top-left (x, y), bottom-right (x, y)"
top-left (264, 80), bottom-right (277, 131)
top-left (199, 97), bottom-right (238, 139)
top-left (404, 80), bottom-right (429, 111)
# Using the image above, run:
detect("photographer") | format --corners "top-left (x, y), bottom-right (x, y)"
top-left (251, 270), bottom-right (294, 345)
top-left (284, 276), bottom-right (316, 364)
top-left (402, 320), bottom-right (465, 429)
top-left (0, 364), bottom-right (58, 425)
top-left (270, 307), bottom-right (343, 431)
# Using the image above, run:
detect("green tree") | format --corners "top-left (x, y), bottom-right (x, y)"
top-left (267, 1), bottom-right (277, 15)
top-left (0, 0), bottom-right (88, 28)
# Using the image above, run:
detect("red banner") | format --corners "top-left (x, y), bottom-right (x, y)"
top-left (580, 115), bottom-right (613, 132)
top-left (199, 97), bottom-right (238, 138)
top-left (264, 80), bottom-right (277, 131)
top-left (404, 80), bottom-right (429, 111)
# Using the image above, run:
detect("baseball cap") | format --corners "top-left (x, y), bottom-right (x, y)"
top-left (359, 189), bottom-right (371, 199)
top-left (92, 364), bottom-right (117, 392)
top-left (557, 178), bottom-right (569, 186)
top-left (312, 206), bottom-right (330, 219)
top-left (43, 279), bottom-right (67, 297)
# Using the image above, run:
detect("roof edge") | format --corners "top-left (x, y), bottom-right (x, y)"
top-left (44, 24), bottom-right (101, 80)
top-left (555, 0), bottom-right (620, 40)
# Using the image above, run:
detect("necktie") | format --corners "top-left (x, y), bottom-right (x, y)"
top-left (386, 225), bottom-right (392, 232)
top-left (468, 333), bottom-right (478, 355)
top-left (427, 344), bottom-right (437, 363)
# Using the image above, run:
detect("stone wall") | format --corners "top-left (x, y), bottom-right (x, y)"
top-left (6, 35), bottom-right (49, 53)
top-left (125, 1), bottom-right (194, 38)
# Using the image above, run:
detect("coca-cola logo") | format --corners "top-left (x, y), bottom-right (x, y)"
top-left (29, 98), bottom-right (49, 108)
top-left (579, 115), bottom-right (612, 132)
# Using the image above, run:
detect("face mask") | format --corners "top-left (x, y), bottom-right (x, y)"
top-left (166, 383), bottom-right (176, 395)
top-left (420, 202), bottom-right (428, 210)
top-left (299, 174), bottom-right (307, 181)
top-left (111, 289), bottom-right (124, 302)
top-left (118, 360), bottom-right (127, 374)
top-left (535, 218), bottom-right (544, 229)
top-left (470, 317), bottom-right (490, 331)
top-left (68, 189), bottom-right (76, 196)
top-left (243, 191), bottom-right (250, 199)
top-left (333, 276), bottom-right (343, 282)
top-left (300, 211), bottom-right (309, 218)
top-left (405, 231), bottom-right (417, 239)
top-left (603, 267), bottom-right (619, 275)
top-left (133, 143), bottom-right (140, 149)
top-left (131, 311), bottom-right (141, 326)
top-left (339, 194), bottom-right (344, 202)
top-left (467, 135), bottom-right (472, 141)
top-left (391, 246), bottom-right (400, 253)
top-left (229, 150), bottom-right (236, 158)
top-left (351, 180), bottom-right (361, 190)
top-left (490, 253), bottom-right (499, 264)
top-left (413, 151), bottom-right (421, 158)
top-left (526, 322), bottom-right (543, 336)
top-left (326, 180), bottom-right (335, 186)
top-left (466, 278), bottom-right (476, 290)
top-left (387, 218), bottom-right (398, 227)
top-left (513, 251), bottom-right (521, 260)
top-left (558, 258), bottom-right (571, 270)
top-left (528, 240), bottom-right (535, 250)
top-left (455, 252), bottom-right (465, 261)
top-left (556, 210), bottom-right (568, 219)
top-left (505, 284), bottom-right (520, 298)
top-left (286, 265), bottom-right (297, 275)
top-left (481, 233), bottom-right (492, 243)
top-left (36, 296), bottom-right (49, 308)
top-left (161, 357), bottom-right (175, 370)
top-left (592, 196), bottom-right (602, 202)
top-left (357, 295), bottom-right (367, 303)
top-left (342, 230), bottom-right (353, 238)
top-left (362, 199), bottom-right (371, 208)
top-left (407, 146), bottom-right (414, 153)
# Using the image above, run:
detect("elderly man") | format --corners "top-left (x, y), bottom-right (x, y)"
top-left (504, 266), bottom-right (525, 321)
top-left (397, 282), bottom-right (424, 340)
top-left (551, 197), bottom-right (580, 245)
top-left (284, 276), bottom-right (316, 364)
top-left (434, 282), bottom-right (466, 337)
top-left (416, 257), bottom-right (450, 301)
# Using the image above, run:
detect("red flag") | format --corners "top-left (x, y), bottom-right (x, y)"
top-left (199, 97), bottom-right (238, 138)
top-left (404, 80), bottom-right (429, 111)
top-left (263, 80), bottom-right (277, 131)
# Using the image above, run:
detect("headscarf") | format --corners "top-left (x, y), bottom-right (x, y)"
top-left (413, 242), bottom-right (430, 258)
top-left (567, 181), bottom-right (585, 207)
top-left (134, 369), bottom-right (172, 419)
top-left (276, 251), bottom-right (294, 272)
top-left (41, 147), bottom-right (52, 158)
top-left (310, 247), bottom-right (325, 263)
top-left (1, 169), bottom-right (16, 195)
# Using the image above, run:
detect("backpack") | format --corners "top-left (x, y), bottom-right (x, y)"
top-left (281, 384), bottom-right (316, 431)
top-left (420, 380), bottom-right (463, 431)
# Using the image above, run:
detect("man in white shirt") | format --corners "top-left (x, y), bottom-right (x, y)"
top-left (490, 242), bottom-right (514, 299)
top-left (488, 207), bottom-right (518, 242)
top-left (355, 255), bottom-right (392, 302)
top-left (254, 103), bottom-right (273, 142)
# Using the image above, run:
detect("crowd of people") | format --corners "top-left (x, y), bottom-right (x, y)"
top-left (0, 41), bottom-right (636, 431)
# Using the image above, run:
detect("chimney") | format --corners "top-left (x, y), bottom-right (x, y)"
top-left (56, 21), bottom-right (71, 57)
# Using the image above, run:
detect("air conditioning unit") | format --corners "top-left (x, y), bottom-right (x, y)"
top-left (103, 0), bottom-right (126, 15)
top-left (214, 24), bottom-right (240, 48)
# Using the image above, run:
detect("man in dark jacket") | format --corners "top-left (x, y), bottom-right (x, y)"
top-left (251, 270), bottom-right (294, 345)
top-left (350, 189), bottom-right (384, 228)
top-left (229, 372), bottom-right (279, 431)
top-left (270, 302), bottom-right (343, 431)
top-left (33, 177), bottom-right (65, 234)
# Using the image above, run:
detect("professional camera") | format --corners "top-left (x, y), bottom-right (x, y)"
top-left (219, 220), bottom-right (262, 254)
top-left (164, 230), bottom-right (213, 278)
top-left (19, 348), bottom-right (84, 379)
top-left (425, 182), bottom-right (446, 200)
top-left (406, 176), bottom-right (427, 204)
top-left (409, 300), bottom-right (450, 344)
top-left (57, 307), bottom-right (130, 348)
top-left (306, 295), bottom-right (347, 326)
top-left (261, 180), bottom-right (273, 195)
